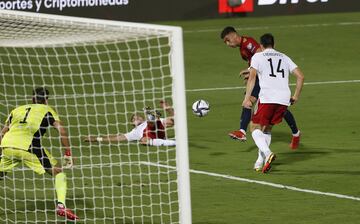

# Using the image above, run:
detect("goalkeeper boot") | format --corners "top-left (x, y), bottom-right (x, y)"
top-left (56, 203), bottom-right (79, 220)
top-left (228, 130), bottom-right (246, 141)
top-left (289, 131), bottom-right (301, 150)
top-left (262, 153), bottom-right (276, 173)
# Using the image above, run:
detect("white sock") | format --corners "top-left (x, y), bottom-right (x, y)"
top-left (252, 129), bottom-right (272, 158)
top-left (264, 133), bottom-right (271, 146)
top-left (149, 139), bottom-right (176, 146)
top-left (254, 149), bottom-right (265, 168)
top-left (240, 129), bottom-right (246, 134)
top-left (292, 130), bottom-right (300, 137)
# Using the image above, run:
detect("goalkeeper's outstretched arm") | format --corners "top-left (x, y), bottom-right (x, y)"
top-left (53, 121), bottom-right (74, 168)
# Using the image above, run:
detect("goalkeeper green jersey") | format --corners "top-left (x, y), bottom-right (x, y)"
top-left (1, 104), bottom-right (60, 151)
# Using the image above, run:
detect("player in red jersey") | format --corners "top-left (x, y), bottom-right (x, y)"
top-left (221, 26), bottom-right (301, 149)
top-left (243, 33), bottom-right (304, 173)
top-left (84, 100), bottom-right (176, 146)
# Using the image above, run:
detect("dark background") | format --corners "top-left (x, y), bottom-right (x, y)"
top-left (8, 0), bottom-right (360, 22)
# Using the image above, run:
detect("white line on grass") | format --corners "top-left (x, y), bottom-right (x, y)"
top-left (142, 162), bottom-right (360, 202)
top-left (1, 79), bottom-right (359, 102)
top-left (184, 21), bottom-right (360, 33)
top-left (186, 79), bottom-right (360, 92)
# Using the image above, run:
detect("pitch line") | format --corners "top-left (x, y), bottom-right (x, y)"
top-left (184, 21), bottom-right (360, 33)
top-left (186, 79), bottom-right (360, 92)
top-left (142, 162), bottom-right (360, 202)
top-left (1, 79), bottom-right (359, 102)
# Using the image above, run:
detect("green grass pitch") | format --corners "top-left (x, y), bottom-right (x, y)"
top-left (0, 11), bottom-right (360, 223)
top-left (165, 11), bottom-right (360, 224)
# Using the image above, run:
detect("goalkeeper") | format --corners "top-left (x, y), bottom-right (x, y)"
top-left (84, 100), bottom-right (176, 146)
top-left (0, 87), bottom-right (78, 220)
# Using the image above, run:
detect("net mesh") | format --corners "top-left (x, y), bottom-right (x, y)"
top-left (0, 11), bottom-right (181, 224)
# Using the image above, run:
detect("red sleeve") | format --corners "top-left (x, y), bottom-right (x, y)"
top-left (239, 36), bottom-right (260, 65)
top-left (246, 37), bottom-right (260, 55)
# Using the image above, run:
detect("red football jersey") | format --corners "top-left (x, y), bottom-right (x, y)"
top-left (143, 120), bottom-right (166, 139)
top-left (239, 36), bottom-right (260, 66)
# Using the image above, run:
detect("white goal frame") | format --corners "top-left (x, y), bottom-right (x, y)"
top-left (0, 9), bottom-right (192, 224)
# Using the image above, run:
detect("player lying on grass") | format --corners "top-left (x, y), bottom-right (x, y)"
top-left (0, 87), bottom-right (79, 220)
top-left (221, 26), bottom-right (301, 149)
top-left (243, 33), bottom-right (304, 173)
top-left (84, 100), bottom-right (176, 146)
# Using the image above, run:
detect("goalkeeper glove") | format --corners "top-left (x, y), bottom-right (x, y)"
top-left (63, 149), bottom-right (73, 169)
top-left (144, 107), bottom-right (161, 121)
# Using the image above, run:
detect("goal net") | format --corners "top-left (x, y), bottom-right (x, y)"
top-left (0, 10), bottom-right (191, 224)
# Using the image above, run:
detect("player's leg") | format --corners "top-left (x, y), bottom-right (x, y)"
top-left (251, 103), bottom-right (278, 173)
top-left (229, 77), bottom-right (260, 141)
top-left (141, 137), bottom-right (176, 146)
top-left (261, 125), bottom-right (276, 173)
top-left (253, 129), bottom-right (272, 171)
top-left (0, 148), bottom-right (23, 179)
top-left (260, 104), bottom-right (288, 173)
top-left (284, 110), bottom-right (301, 149)
top-left (30, 147), bottom-right (78, 220)
top-left (254, 149), bottom-right (265, 172)
top-left (251, 124), bottom-right (272, 158)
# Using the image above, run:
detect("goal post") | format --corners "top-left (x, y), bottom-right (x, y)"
top-left (0, 9), bottom-right (191, 223)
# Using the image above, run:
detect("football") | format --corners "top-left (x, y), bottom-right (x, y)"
top-left (192, 100), bottom-right (210, 117)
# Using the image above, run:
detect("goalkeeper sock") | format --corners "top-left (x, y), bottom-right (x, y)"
top-left (283, 110), bottom-right (299, 135)
top-left (252, 129), bottom-right (272, 157)
top-left (55, 172), bottom-right (67, 205)
top-left (240, 107), bottom-right (252, 131)
top-left (149, 139), bottom-right (176, 146)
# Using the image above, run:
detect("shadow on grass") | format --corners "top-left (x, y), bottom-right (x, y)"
top-left (274, 169), bottom-right (360, 176)
top-left (189, 142), bottom-right (211, 150)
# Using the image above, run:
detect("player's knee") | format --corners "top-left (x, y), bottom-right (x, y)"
top-left (250, 122), bottom-right (260, 132)
top-left (263, 125), bottom-right (273, 133)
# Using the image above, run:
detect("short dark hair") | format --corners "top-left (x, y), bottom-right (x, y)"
top-left (33, 87), bottom-right (49, 104)
top-left (220, 26), bottom-right (237, 39)
top-left (260, 33), bottom-right (275, 48)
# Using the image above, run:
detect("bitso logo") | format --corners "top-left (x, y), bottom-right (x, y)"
top-left (219, 0), bottom-right (330, 13)
top-left (258, 0), bottom-right (328, 5)
top-left (218, 0), bottom-right (254, 13)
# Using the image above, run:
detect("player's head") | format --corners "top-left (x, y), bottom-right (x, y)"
top-left (220, 26), bottom-right (239, 48)
top-left (32, 87), bottom-right (49, 104)
top-left (130, 114), bottom-right (145, 127)
top-left (260, 33), bottom-right (275, 49)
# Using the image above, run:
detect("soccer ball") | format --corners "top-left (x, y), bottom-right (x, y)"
top-left (192, 100), bottom-right (210, 117)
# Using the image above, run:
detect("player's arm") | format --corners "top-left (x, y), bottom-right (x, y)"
top-left (242, 67), bottom-right (257, 108)
top-left (0, 122), bottom-right (10, 156)
top-left (53, 121), bottom-right (73, 168)
top-left (239, 68), bottom-right (250, 79)
top-left (290, 67), bottom-right (305, 104)
top-left (84, 134), bottom-right (128, 143)
top-left (0, 123), bottom-right (9, 144)
top-left (0, 113), bottom-right (12, 148)
top-left (160, 100), bottom-right (174, 127)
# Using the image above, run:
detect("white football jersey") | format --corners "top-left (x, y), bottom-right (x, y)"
top-left (251, 48), bottom-right (298, 106)
top-left (124, 121), bottom-right (148, 141)
top-left (124, 118), bottom-right (166, 141)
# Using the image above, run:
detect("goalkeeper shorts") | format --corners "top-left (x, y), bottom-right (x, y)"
top-left (0, 147), bottom-right (57, 175)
